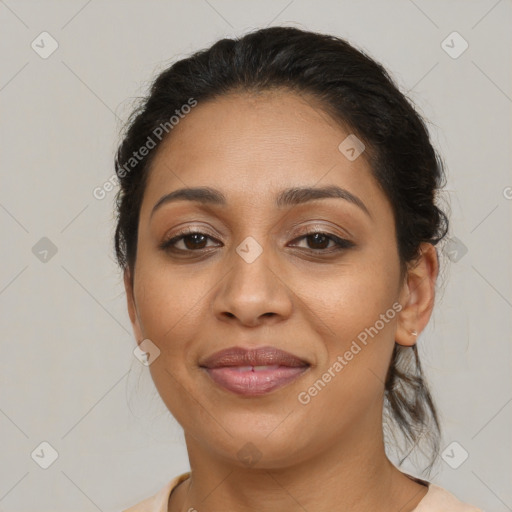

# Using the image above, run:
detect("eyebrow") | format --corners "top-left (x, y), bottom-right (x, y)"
top-left (150, 185), bottom-right (371, 219)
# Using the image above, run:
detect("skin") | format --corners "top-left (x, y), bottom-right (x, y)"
top-left (123, 89), bottom-right (439, 512)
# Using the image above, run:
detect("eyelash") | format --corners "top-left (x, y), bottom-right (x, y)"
top-left (159, 227), bottom-right (355, 255)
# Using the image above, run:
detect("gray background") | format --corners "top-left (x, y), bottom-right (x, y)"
top-left (1, 0), bottom-right (511, 511)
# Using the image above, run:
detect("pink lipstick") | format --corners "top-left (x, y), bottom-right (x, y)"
top-left (199, 346), bottom-right (310, 396)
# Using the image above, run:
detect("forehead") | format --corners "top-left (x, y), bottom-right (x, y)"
top-left (140, 90), bottom-right (388, 220)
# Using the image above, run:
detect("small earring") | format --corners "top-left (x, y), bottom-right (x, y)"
top-left (410, 330), bottom-right (418, 336)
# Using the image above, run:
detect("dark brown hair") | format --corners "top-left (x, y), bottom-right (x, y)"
top-left (113, 26), bottom-right (449, 475)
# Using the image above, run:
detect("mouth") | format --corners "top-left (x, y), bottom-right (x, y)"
top-left (199, 346), bottom-right (310, 396)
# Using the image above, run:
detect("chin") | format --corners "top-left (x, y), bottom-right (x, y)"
top-left (198, 423), bottom-right (313, 470)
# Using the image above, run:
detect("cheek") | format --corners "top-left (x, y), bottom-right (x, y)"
top-left (133, 261), bottom-right (208, 424)
top-left (133, 257), bottom-right (206, 360)
top-left (306, 254), bottom-right (400, 342)
top-left (303, 245), bottom-right (400, 388)
top-left (298, 276), bottom-right (399, 429)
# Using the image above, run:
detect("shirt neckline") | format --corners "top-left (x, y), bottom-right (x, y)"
top-left (164, 471), bottom-right (433, 512)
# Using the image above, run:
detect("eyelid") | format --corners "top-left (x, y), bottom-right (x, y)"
top-left (160, 222), bottom-right (220, 241)
top-left (282, 222), bottom-right (352, 240)
top-left (162, 222), bottom-right (351, 243)
top-left (280, 219), bottom-right (354, 241)
top-left (159, 224), bottom-right (355, 254)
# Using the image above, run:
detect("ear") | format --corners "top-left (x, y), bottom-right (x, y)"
top-left (124, 267), bottom-right (144, 343)
top-left (395, 243), bottom-right (439, 347)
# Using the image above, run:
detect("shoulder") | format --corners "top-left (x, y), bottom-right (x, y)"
top-left (121, 472), bottom-right (191, 512)
top-left (414, 482), bottom-right (485, 512)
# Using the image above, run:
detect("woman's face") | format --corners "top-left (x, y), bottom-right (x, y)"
top-left (124, 90), bottom-right (424, 468)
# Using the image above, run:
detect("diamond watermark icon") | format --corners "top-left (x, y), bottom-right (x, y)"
top-left (32, 237), bottom-right (58, 263)
top-left (31, 441), bottom-right (59, 469)
top-left (441, 441), bottom-right (469, 469)
top-left (443, 236), bottom-right (468, 263)
top-left (236, 236), bottom-right (263, 264)
top-left (31, 31), bottom-right (59, 59)
top-left (441, 31), bottom-right (468, 59)
top-left (237, 442), bottom-right (262, 467)
top-left (338, 134), bottom-right (365, 161)
top-left (134, 338), bottom-right (161, 366)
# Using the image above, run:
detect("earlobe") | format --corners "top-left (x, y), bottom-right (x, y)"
top-left (394, 243), bottom-right (438, 347)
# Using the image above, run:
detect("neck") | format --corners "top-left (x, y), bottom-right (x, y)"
top-left (169, 419), bottom-right (428, 512)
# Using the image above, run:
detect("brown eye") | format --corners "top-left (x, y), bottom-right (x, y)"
top-left (304, 233), bottom-right (331, 250)
top-left (179, 233), bottom-right (209, 250)
top-left (159, 229), bottom-right (355, 255)
top-left (289, 231), bottom-right (355, 252)
top-left (159, 230), bottom-right (219, 252)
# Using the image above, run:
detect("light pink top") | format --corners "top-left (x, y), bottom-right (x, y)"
top-left (122, 472), bottom-right (484, 512)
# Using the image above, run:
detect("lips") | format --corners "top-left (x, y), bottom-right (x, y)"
top-left (199, 346), bottom-right (309, 369)
top-left (199, 346), bottom-right (310, 396)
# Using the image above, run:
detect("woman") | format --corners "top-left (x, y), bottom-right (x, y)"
top-left (115, 26), bottom-right (483, 512)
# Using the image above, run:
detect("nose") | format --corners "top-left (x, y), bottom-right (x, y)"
top-left (211, 242), bottom-right (293, 328)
